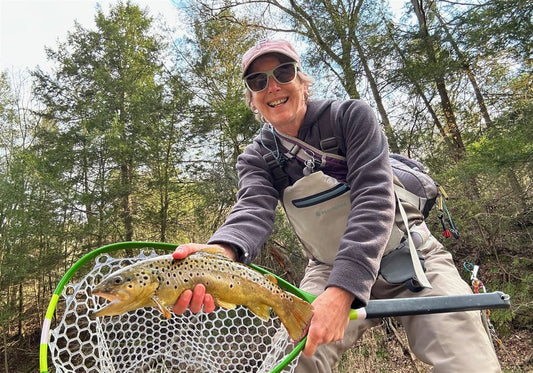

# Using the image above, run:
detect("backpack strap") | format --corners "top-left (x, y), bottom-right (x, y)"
top-left (394, 183), bottom-right (428, 212)
top-left (320, 137), bottom-right (339, 153)
top-left (263, 152), bottom-right (290, 190)
top-left (395, 184), bottom-right (432, 290)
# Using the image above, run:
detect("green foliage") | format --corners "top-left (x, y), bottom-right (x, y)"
top-left (466, 112), bottom-right (533, 176)
top-left (457, 0), bottom-right (533, 62)
top-left (31, 1), bottom-right (195, 245)
top-left (423, 73), bottom-right (533, 337)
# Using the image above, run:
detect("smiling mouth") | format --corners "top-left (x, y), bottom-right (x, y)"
top-left (268, 97), bottom-right (288, 107)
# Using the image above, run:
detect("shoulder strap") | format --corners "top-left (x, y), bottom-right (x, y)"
top-left (275, 130), bottom-right (346, 169)
top-left (258, 124), bottom-right (291, 190)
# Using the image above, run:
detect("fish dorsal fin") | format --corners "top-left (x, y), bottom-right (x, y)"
top-left (194, 251), bottom-right (234, 262)
top-left (198, 246), bottom-right (227, 255)
top-left (264, 273), bottom-right (278, 285)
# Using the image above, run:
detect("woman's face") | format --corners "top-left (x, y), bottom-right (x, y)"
top-left (247, 54), bottom-right (308, 136)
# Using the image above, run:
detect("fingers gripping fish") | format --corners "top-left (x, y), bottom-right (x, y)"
top-left (91, 247), bottom-right (313, 342)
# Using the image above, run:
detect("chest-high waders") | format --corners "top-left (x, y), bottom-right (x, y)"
top-left (268, 129), bottom-right (432, 292)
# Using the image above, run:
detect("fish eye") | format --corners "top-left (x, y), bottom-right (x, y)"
top-left (113, 276), bottom-right (123, 285)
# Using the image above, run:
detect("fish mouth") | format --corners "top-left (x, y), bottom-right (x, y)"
top-left (91, 289), bottom-right (130, 317)
top-left (92, 290), bottom-right (117, 302)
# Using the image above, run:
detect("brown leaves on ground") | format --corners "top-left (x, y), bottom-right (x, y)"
top-left (333, 321), bottom-right (532, 373)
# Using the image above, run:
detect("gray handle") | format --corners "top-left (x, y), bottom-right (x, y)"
top-left (363, 291), bottom-right (510, 318)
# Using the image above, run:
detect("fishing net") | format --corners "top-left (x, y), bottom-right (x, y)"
top-left (46, 250), bottom-right (298, 373)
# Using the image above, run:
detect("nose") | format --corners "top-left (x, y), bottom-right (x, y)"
top-left (266, 75), bottom-right (281, 92)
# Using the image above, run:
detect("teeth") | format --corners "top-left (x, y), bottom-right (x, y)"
top-left (268, 98), bottom-right (288, 107)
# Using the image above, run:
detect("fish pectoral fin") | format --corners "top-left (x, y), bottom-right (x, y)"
top-left (214, 299), bottom-right (237, 310)
top-left (215, 299), bottom-right (237, 310)
top-left (151, 295), bottom-right (171, 319)
top-left (247, 303), bottom-right (271, 321)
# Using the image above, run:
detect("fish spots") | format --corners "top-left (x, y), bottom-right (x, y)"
top-left (134, 270), bottom-right (153, 287)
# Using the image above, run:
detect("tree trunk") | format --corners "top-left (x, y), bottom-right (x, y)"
top-left (3, 327), bottom-right (8, 373)
top-left (121, 162), bottom-right (134, 241)
top-left (351, 35), bottom-right (400, 153)
top-left (412, 0), bottom-right (465, 160)
top-left (434, 8), bottom-right (493, 129)
top-left (383, 20), bottom-right (455, 152)
top-left (17, 283), bottom-right (22, 337)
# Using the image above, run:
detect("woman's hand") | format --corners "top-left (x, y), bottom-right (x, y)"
top-left (171, 243), bottom-right (236, 315)
top-left (302, 287), bottom-right (354, 357)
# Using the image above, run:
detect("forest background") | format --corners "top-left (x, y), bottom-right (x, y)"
top-left (0, 0), bottom-right (531, 372)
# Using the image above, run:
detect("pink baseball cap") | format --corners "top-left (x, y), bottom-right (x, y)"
top-left (241, 39), bottom-right (301, 78)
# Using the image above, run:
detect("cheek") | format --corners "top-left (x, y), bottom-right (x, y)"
top-left (251, 93), bottom-right (267, 110)
top-left (250, 92), bottom-right (260, 105)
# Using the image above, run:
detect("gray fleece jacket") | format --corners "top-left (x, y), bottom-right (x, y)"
top-left (208, 99), bottom-right (395, 307)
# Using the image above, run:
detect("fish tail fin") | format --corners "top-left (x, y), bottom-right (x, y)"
top-left (275, 295), bottom-right (313, 342)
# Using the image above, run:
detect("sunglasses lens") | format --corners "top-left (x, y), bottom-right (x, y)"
top-left (245, 73), bottom-right (268, 92)
top-left (245, 63), bottom-right (298, 92)
top-left (273, 63), bottom-right (297, 84)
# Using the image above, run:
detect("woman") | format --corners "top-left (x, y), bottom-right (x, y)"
top-left (172, 40), bottom-right (501, 372)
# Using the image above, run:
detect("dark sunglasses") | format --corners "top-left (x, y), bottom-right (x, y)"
top-left (243, 62), bottom-right (299, 92)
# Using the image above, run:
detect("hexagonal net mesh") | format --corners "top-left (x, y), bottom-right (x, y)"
top-left (47, 250), bottom-right (299, 373)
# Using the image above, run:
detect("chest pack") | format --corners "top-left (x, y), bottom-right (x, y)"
top-left (263, 128), bottom-right (458, 240)
top-left (263, 126), bottom-right (458, 291)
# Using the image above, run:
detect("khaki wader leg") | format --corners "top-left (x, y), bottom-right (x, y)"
top-left (295, 235), bottom-right (501, 373)
top-left (295, 261), bottom-right (379, 373)
top-left (372, 234), bottom-right (501, 373)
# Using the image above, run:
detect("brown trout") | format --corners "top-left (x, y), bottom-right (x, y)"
top-left (91, 248), bottom-right (313, 342)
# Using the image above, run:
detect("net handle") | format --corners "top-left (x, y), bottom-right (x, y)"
top-left (39, 241), bottom-right (178, 373)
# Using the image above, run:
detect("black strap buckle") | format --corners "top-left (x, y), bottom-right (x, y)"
top-left (320, 137), bottom-right (338, 154)
top-left (263, 152), bottom-right (289, 189)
